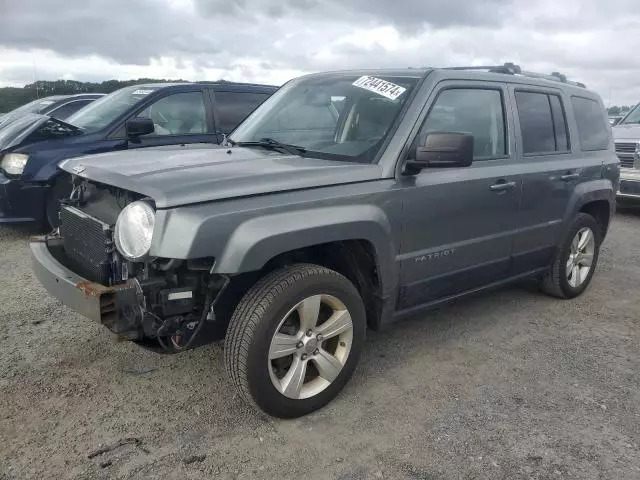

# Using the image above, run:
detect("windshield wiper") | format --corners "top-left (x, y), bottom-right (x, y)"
top-left (235, 137), bottom-right (307, 156)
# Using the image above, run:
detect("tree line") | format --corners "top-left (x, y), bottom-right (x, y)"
top-left (0, 78), bottom-right (205, 113)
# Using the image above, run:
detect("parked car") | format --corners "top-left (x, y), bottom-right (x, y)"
top-left (31, 64), bottom-right (617, 418)
top-left (0, 82), bottom-right (277, 228)
top-left (612, 103), bottom-right (640, 204)
top-left (0, 94), bottom-right (105, 128)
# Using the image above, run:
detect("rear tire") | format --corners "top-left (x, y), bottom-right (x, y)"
top-left (540, 213), bottom-right (602, 299)
top-left (224, 264), bottom-right (366, 418)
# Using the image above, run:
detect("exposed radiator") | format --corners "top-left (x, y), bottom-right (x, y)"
top-left (60, 206), bottom-right (114, 285)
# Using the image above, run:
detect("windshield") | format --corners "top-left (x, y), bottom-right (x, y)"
top-left (620, 104), bottom-right (640, 124)
top-left (66, 85), bottom-right (159, 132)
top-left (229, 74), bottom-right (419, 163)
top-left (0, 98), bottom-right (59, 125)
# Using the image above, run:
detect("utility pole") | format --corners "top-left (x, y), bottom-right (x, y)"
top-left (32, 58), bottom-right (39, 99)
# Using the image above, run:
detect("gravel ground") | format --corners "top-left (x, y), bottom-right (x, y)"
top-left (1, 212), bottom-right (639, 480)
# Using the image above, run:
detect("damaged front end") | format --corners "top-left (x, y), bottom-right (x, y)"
top-left (30, 177), bottom-right (229, 351)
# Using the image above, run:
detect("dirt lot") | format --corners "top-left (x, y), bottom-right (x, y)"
top-left (1, 212), bottom-right (639, 480)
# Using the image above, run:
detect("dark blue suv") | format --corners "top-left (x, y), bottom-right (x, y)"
top-left (0, 81), bottom-right (277, 228)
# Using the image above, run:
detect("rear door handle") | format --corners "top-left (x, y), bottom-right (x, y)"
top-left (560, 173), bottom-right (580, 181)
top-left (490, 181), bottom-right (516, 192)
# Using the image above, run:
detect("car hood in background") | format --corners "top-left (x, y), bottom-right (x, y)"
top-left (60, 145), bottom-right (383, 208)
top-left (612, 123), bottom-right (640, 141)
top-left (0, 113), bottom-right (82, 152)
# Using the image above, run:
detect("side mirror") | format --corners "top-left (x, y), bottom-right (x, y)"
top-left (126, 117), bottom-right (155, 138)
top-left (405, 132), bottom-right (474, 174)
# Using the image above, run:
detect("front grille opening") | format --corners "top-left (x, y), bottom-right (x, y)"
top-left (615, 142), bottom-right (637, 153)
top-left (615, 143), bottom-right (637, 168)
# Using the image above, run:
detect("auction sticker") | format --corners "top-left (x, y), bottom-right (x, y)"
top-left (352, 76), bottom-right (407, 100)
top-left (131, 89), bottom-right (155, 95)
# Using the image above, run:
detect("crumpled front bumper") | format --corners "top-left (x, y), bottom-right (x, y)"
top-left (617, 168), bottom-right (640, 201)
top-left (30, 236), bottom-right (141, 338)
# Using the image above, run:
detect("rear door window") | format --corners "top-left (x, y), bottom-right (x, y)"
top-left (571, 96), bottom-right (610, 151)
top-left (515, 92), bottom-right (555, 154)
top-left (214, 91), bottom-right (272, 134)
top-left (549, 95), bottom-right (569, 151)
top-left (515, 91), bottom-right (570, 154)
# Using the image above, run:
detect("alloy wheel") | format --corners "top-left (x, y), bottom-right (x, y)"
top-left (566, 227), bottom-right (595, 288)
top-left (268, 294), bottom-right (354, 400)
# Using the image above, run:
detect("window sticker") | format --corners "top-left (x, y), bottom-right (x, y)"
top-left (352, 76), bottom-right (407, 100)
top-left (131, 89), bottom-right (155, 95)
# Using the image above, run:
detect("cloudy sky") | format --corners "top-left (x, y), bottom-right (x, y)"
top-left (0, 0), bottom-right (638, 105)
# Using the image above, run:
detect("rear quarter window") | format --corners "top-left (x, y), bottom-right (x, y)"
top-left (571, 96), bottom-right (610, 151)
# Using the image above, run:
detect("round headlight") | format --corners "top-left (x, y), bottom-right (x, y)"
top-left (114, 201), bottom-right (155, 261)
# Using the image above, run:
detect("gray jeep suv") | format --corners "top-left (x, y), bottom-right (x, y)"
top-left (30, 63), bottom-right (619, 417)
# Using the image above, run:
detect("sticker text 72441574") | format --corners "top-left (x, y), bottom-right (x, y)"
top-left (352, 76), bottom-right (407, 101)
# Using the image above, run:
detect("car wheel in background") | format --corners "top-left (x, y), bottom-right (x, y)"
top-left (44, 174), bottom-right (72, 231)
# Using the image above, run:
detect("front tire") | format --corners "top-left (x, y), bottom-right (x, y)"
top-left (540, 213), bottom-right (602, 299)
top-left (44, 175), bottom-right (72, 231)
top-left (224, 264), bottom-right (366, 418)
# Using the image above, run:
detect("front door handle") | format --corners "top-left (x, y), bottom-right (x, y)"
top-left (490, 181), bottom-right (516, 192)
top-left (560, 173), bottom-right (580, 181)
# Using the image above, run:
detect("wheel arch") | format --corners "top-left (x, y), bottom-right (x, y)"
top-left (579, 200), bottom-right (611, 237)
top-left (259, 240), bottom-right (384, 330)
top-left (212, 205), bottom-right (399, 329)
top-left (561, 179), bottom-right (615, 243)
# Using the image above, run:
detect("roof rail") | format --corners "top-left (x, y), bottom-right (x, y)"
top-left (443, 62), bottom-right (586, 88)
top-left (445, 62), bottom-right (521, 75)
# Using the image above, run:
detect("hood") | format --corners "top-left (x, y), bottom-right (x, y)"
top-left (60, 144), bottom-right (383, 208)
top-left (0, 113), bottom-right (82, 151)
top-left (612, 123), bottom-right (640, 141)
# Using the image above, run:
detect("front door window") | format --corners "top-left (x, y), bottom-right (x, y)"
top-left (136, 92), bottom-right (207, 136)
